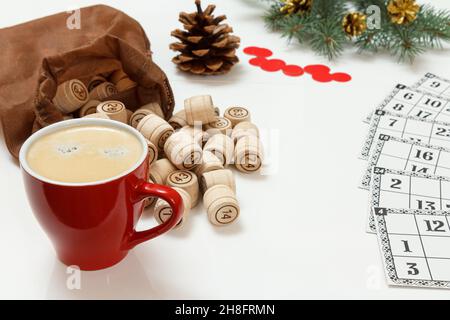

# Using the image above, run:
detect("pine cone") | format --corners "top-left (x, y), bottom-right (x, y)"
top-left (170, 0), bottom-right (241, 75)
top-left (387, 0), bottom-right (420, 25)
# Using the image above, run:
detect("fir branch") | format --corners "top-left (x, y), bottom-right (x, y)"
top-left (258, 0), bottom-right (450, 62)
top-left (389, 24), bottom-right (426, 63)
top-left (309, 18), bottom-right (347, 60)
top-left (263, 2), bottom-right (285, 31)
top-left (414, 4), bottom-right (450, 48)
top-left (278, 13), bottom-right (313, 43)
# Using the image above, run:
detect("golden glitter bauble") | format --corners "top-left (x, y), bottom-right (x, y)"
top-left (387, 0), bottom-right (420, 25)
top-left (280, 0), bottom-right (313, 15)
top-left (342, 12), bottom-right (367, 37)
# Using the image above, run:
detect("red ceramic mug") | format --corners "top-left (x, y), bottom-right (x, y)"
top-left (19, 118), bottom-right (183, 271)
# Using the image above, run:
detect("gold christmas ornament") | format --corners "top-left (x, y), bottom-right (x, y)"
top-left (342, 12), bottom-right (367, 37)
top-left (280, 0), bottom-right (313, 15)
top-left (170, 0), bottom-right (241, 75)
top-left (387, 0), bottom-right (420, 25)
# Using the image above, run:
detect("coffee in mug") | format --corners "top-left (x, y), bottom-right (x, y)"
top-left (20, 119), bottom-right (184, 270)
top-left (25, 124), bottom-right (143, 184)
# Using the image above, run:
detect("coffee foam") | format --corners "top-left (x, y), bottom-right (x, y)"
top-left (26, 124), bottom-right (143, 184)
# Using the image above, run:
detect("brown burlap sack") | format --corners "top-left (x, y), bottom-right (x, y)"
top-left (0, 5), bottom-right (175, 159)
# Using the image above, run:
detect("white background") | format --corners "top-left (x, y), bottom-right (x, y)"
top-left (0, 0), bottom-right (449, 299)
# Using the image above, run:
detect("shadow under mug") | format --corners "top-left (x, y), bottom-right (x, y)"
top-left (19, 119), bottom-right (183, 271)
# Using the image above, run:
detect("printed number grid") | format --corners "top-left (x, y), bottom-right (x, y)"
top-left (378, 85), bottom-right (450, 123)
top-left (368, 169), bottom-right (450, 233)
top-left (361, 135), bottom-right (450, 189)
top-left (414, 73), bottom-right (450, 100)
top-left (364, 85), bottom-right (450, 124)
top-left (360, 110), bottom-right (450, 159)
top-left (375, 208), bottom-right (450, 288)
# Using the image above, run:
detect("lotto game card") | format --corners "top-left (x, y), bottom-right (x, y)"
top-left (359, 110), bottom-right (450, 160)
top-left (368, 168), bottom-right (450, 233)
top-left (374, 207), bottom-right (450, 289)
top-left (361, 134), bottom-right (450, 190)
top-left (413, 73), bottom-right (450, 99)
top-left (364, 84), bottom-right (450, 124)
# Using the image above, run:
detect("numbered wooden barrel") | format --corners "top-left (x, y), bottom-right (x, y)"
top-left (234, 135), bottom-right (263, 174)
top-left (53, 79), bottom-right (89, 114)
top-left (194, 151), bottom-right (224, 177)
top-left (169, 110), bottom-right (188, 130)
top-left (204, 134), bottom-right (234, 166)
top-left (149, 159), bottom-right (177, 185)
top-left (167, 170), bottom-right (200, 208)
top-left (179, 126), bottom-right (209, 146)
top-left (164, 132), bottom-right (203, 170)
top-left (137, 113), bottom-right (174, 151)
top-left (145, 139), bottom-right (159, 166)
top-left (231, 121), bottom-right (259, 143)
top-left (203, 185), bottom-right (240, 226)
top-left (78, 100), bottom-right (101, 117)
top-left (204, 117), bottom-right (233, 136)
top-left (89, 82), bottom-right (118, 101)
top-left (154, 187), bottom-right (191, 229)
top-left (130, 108), bottom-right (154, 128)
top-left (201, 169), bottom-right (236, 193)
top-left (141, 102), bottom-right (165, 118)
top-left (224, 106), bottom-right (251, 127)
top-left (184, 95), bottom-right (217, 125)
top-left (87, 76), bottom-right (107, 92)
top-left (96, 101), bottom-right (128, 123)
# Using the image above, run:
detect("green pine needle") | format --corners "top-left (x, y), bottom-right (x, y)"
top-left (259, 0), bottom-right (450, 63)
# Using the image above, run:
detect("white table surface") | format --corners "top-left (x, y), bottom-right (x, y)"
top-left (1, 0), bottom-right (450, 300)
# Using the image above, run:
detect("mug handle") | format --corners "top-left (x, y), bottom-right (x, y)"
top-left (126, 181), bottom-right (184, 249)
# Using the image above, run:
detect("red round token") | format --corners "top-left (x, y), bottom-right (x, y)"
top-left (311, 73), bottom-right (334, 83)
top-left (243, 47), bottom-right (273, 58)
top-left (283, 65), bottom-right (304, 77)
top-left (304, 64), bottom-right (331, 75)
top-left (249, 57), bottom-right (268, 67)
top-left (260, 59), bottom-right (286, 72)
top-left (331, 72), bottom-right (352, 82)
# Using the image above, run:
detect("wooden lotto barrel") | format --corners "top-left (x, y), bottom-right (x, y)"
top-left (203, 185), bottom-right (240, 226)
top-left (96, 101), bottom-right (128, 123)
top-left (204, 134), bottom-right (234, 166)
top-left (231, 121), bottom-right (259, 143)
top-left (78, 100), bottom-right (101, 117)
top-left (167, 170), bottom-right (200, 208)
top-left (53, 79), bottom-right (89, 114)
top-left (149, 159), bottom-right (177, 185)
top-left (130, 108), bottom-right (154, 128)
top-left (224, 106), bottom-right (251, 127)
top-left (200, 169), bottom-right (236, 194)
top-left (87, 76), bottom-right (107, 92)
top-left (194, 151), bottom-right (224, 178)
top-left (204, 117), bottom-right (233, 136)
top-left (137, 114), bottom-right (174, 151)
top-left (164, 132), bottom-right (203, 171)
top-left (89, 82), bottom-right (118, 101)
top-left (184, 95), bottom-right (217, 125)
top-left (154, 187), bottom-right (191, 229)
top-left (234, 135), bottom-right (263, 174)
top-left (169, 110), bottom-right (188, 130)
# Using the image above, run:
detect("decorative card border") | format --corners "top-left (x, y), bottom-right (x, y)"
top-left (368, 168), bottom-right (450, 233)
top-left (374, 207), bottom-right (450, 289)
top-left (412, 73), bottom-right (450, 98)
top-left (360, 134), bottom-right (450, 190)
top-left (359, 109), bottom-right (450, 160)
